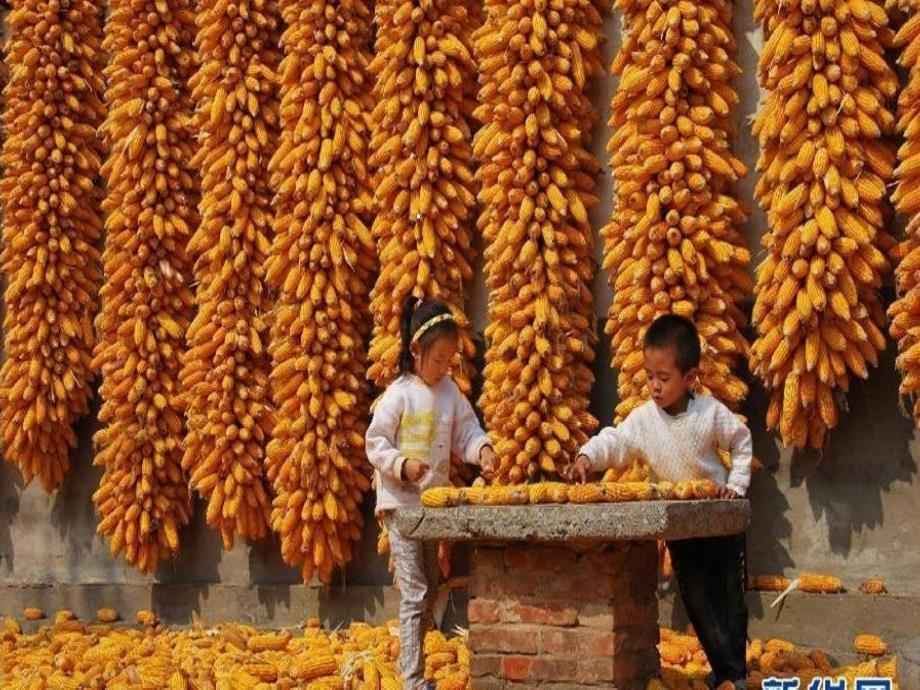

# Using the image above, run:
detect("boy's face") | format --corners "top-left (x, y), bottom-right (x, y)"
top-left (644, 345), bottom-right (697, 411)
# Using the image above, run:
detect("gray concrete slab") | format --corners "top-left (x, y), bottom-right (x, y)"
top-left (395, 501), bottom-right (751, 543)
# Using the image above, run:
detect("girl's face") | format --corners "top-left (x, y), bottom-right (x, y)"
top-left (644, 345), bottom-right (697, 414)
top-left (411, 334), bottom-right (458, 386)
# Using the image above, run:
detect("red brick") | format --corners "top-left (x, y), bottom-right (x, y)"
top-left (471, 653), bottom-right (503, 678)
top-left (504, 546), bottom-right (577, 572)
top-left (541, 628), bottom-right (617, 657)
top-left (616, 623), bottom-right (661, 652)
top-left (528, 657), bottom-right (578, 682)
top-left (503, 601), bottom-right (579, 627)
top-left (577, 657), bottom-right (616, 684)
top-left (470, 624), bottom-right (540, 655)
top-left (472, 546), bottom-right (505, 573)
top-left (613, 649), bottom-right (660, 683)
top-left (471, 572), bottom-right (540, 599)
top-left (612, 601), bottom-right (659, 628)
top-left (578, 607), bottom-right (615, 629)
top-left (468, 597), bottom-right (501, 624)
top-left (501, 655), bottom-right (532, 681)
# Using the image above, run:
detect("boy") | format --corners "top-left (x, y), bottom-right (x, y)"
top-left (563, 314), bottom-right (751, 690)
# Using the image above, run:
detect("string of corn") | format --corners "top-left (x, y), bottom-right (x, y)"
top-left (265, 0), bottom-right (376, 583)
top-left (366, 0), bottom-right (480, 396)
top-left (179, 0), bottom-right (281, 550)
top-left (890, 1), bottom-right (920, 423)
top-left (92, 0), bottom-right (198, 572)
top-left (604, 0), bottom-right (751, 424)
top-left (0, 0), bottom-right (106, 492)
top-left (474, 0), bottom-right (604, 484)
top-left (751, 0), bottom-right (895, 450)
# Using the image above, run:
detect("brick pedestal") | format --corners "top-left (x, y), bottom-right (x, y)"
top-left (467, 541), bottom-right (661, 689)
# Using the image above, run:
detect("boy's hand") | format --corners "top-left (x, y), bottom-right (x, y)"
top-left (479, 446), bottom-right (497, 480)
top-left (717, 486), bottom-right (740, 499)
top-left (563, 454), bottom-right (592, 484)
top-left (402, 459), bottom-right (430, 483)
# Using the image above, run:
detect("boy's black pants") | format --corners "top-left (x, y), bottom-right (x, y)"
top-left (667, 533), bottom-right (748, 684)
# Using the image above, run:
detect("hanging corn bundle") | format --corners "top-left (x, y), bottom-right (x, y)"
top-left (179, 0), bottom-right (281, 549)
top-left (92, 0), bottom-right (198, 572)
top-left (751, 0), bottom-right (895, 449)
top-left (366, 0), bottom-right (480, 396)
top-left (266, 0), bottom-right (376, 583)
top-left (474, 0), bottom-right (605, 484)
top-left (603, 0), bottom-right (752, 423)
top-left (889, 3), bottom-right (920, 422)
top-left (0, 0), bottom-right (105, 491)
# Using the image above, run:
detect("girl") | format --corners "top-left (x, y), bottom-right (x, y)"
top-left (366, 296), bottom-right (497, 690)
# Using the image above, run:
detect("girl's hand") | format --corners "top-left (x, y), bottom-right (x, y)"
top-left (402, 458), bottom-right (430, 483)
top-left (479, 446), bottom-right (497, 479)
top-left (717, 486), bottom-right (740, 499)
top-left (562, 455), bottom-right (592, 484)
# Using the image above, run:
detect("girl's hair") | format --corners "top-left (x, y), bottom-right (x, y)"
top-left (399, 296), bottom-right (459, 376)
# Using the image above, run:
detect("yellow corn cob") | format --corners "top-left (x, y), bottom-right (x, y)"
top-left (92, 0), bottom-right (198, 573)
top-left (0, 0), bottom-right (105, 493)
top-left (747, 575), bottom-right (791, 592)
top-left (797, 573), bottom-right (846, 593)
top-left (22, 608), bottom-right (44, 622)
top-left (753, 0), bottom-right (894, 450)
top-left (854, 634), bottom-right (888, 656)
top-left (475, 0), bottom-right (603, 484)
top-left (265, 0), bottom-right (375, 584)
top-left (178, 0), bottom-right (281, 550)
top-left (96, 608), bottom-right (119, 623)
top-left (604, 0), bottom-right (751, 426)
top-left (422, 487), bottom-right (462, 508)
top-left (890, 5), bottom-right (920, 425)
top-left (367, 0), bottom-right (479, 396)
top-left (858, 577), bottom-right (888, 595)
top-left (136, 610), bottom-right (158, 627)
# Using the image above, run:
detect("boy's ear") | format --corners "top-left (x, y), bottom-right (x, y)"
top-left (409, 341), bottom-right (420, 358)
top-left (685, 367), bottom-right (700, 387)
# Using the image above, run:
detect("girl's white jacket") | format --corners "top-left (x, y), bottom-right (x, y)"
top-left (366, 374), bottom-right (491, 513)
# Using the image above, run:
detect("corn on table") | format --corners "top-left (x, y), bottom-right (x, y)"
top-left (395, 500), bottom-right (751, 689)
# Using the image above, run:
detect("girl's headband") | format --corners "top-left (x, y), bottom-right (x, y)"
top-left (411, 313), bottom-right (454, 344)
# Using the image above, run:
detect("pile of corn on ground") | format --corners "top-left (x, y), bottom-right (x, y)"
top-left (1, 613), bottom-right (899, 689)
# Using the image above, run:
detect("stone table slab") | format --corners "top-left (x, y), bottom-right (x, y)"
top-left (395, 500), bottom-right (751, 543)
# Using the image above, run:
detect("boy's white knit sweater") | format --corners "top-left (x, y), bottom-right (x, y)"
top-left (366, 374), bottom-right (491, 513)
top-left (579, 394), bottom-right (752, 496)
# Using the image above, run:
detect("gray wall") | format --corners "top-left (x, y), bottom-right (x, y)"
top-left (2, 0), bottom-right (920, 640)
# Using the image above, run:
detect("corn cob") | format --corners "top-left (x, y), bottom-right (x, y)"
top-left (92, 0), bottom-right (198, 573)
top-left (96, 608), bottom-right (119, 623)
top-left (419, 480), bottom-right (719, 506)
top-left (265, 0), bottom-right (376, 584)
top-left (22, 608), bottom-right (43, 621)
top-left (136, 610), bottom-right (159, 627)
top-left (747, 575), bottom-right (792, 592)
top-left (854, 634), bottom-right (888, 656)
top-left (474, 0), bottom-right (604, 484)
top-left (603, 0), bottom-right (751, 426)
top-left (751, 0), bottom-right (895, 450)
top-left (797, 573), bottom-right (845, 593)
top-left (889, 2), bottom-right (920, 423)
top-left (858, 577), bottom-right (888, 595)
top-left (366, 0), bottom-right (479, 395)
top-left (0, 0), bottom-right (106, 492)
top-left (179, 0), bottom-right (281, 551)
